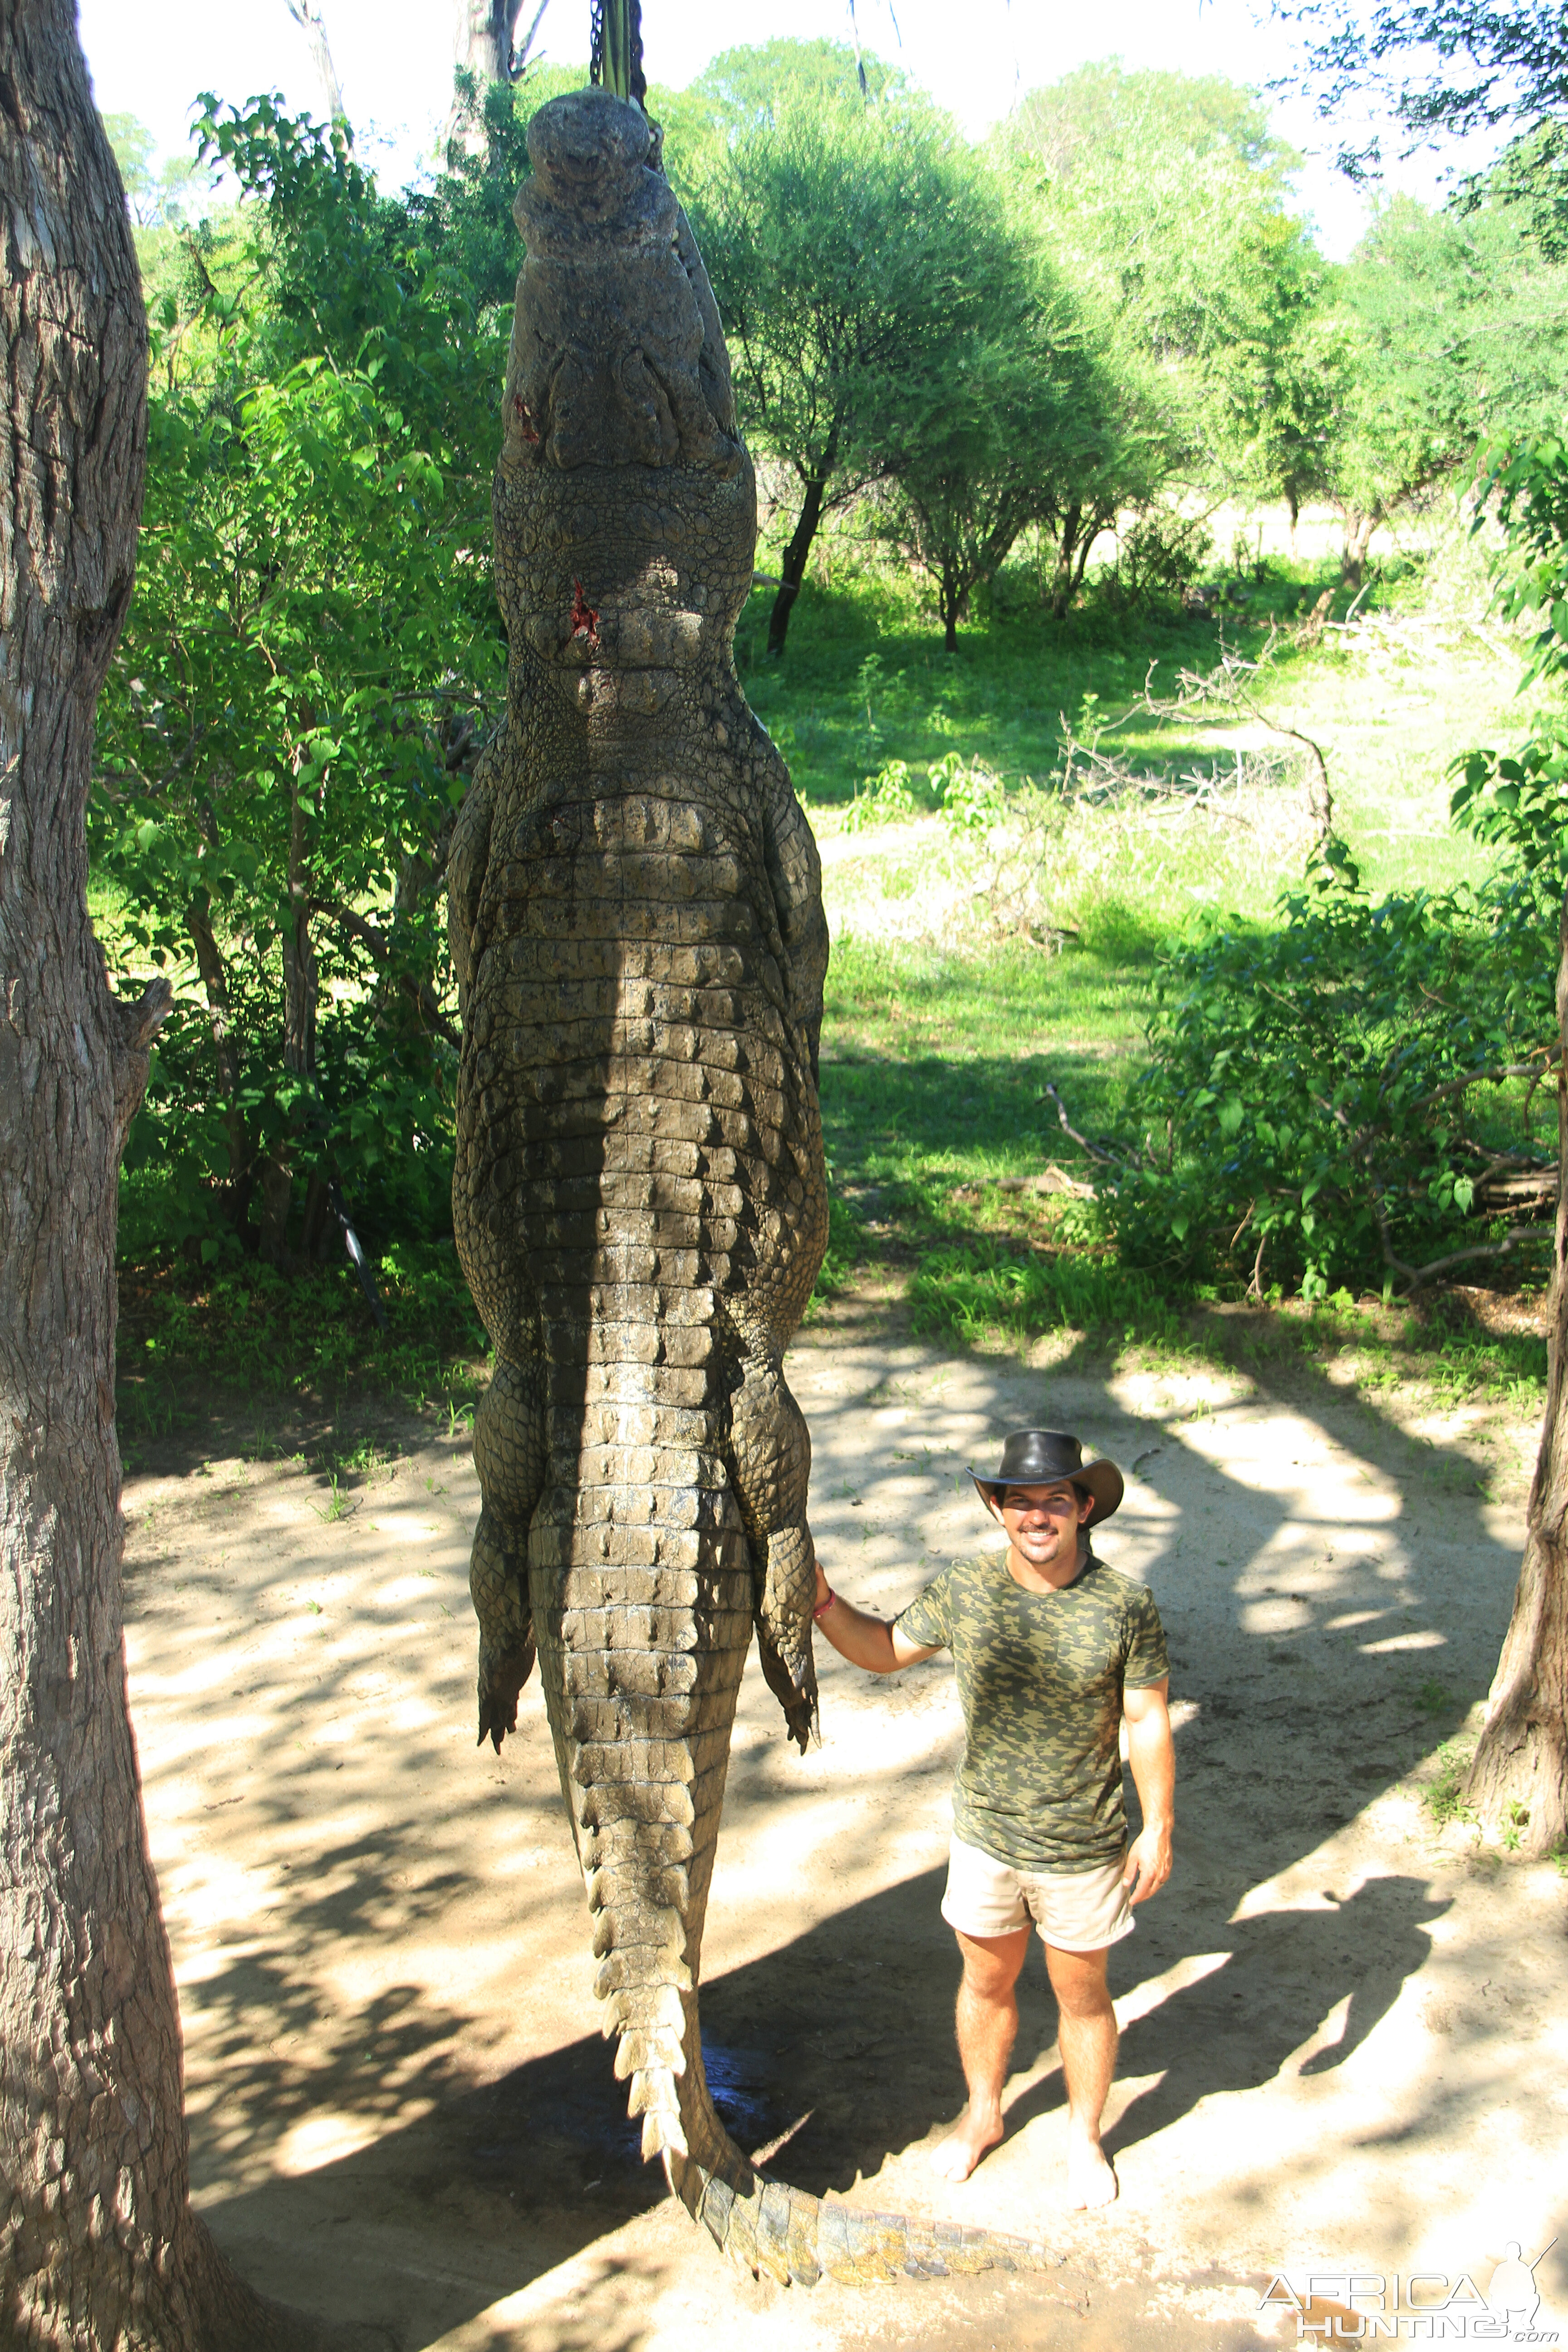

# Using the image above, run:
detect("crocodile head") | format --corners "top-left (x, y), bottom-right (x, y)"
top-left (493, 87), bottom-right (754, 698)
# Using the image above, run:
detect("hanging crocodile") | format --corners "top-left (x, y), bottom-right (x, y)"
top-left (449, 85), bottom-right (1046, 2288)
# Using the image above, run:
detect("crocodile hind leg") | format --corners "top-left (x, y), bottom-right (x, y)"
top-left (724, 1324), bottom-right (818, 1753)
top-left (470, 1351), bottom-right (548, 1750)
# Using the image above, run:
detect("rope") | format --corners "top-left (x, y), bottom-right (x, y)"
top-left (589, 0), bottom-right (646, 104)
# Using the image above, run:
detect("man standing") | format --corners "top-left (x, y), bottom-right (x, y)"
top-left (813, 1428), bottom-right (1174, 2210)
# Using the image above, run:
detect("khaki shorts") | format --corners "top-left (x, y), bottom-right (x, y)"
top-left (941, 1833), bottom-right (1135, 1953)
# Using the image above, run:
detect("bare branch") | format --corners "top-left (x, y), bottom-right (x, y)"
top-left (1043, 1081), bottom-right (1131, 1170)
top-left (1399, 1228), bottom-right (1551, 1291)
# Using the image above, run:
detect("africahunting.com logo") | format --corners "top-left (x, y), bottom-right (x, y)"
top-left (1261, 2245), bottom-right (1558, 2342)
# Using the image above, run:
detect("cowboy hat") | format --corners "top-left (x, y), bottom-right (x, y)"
top-left (968, 1428), bottom-right (1124, 1527)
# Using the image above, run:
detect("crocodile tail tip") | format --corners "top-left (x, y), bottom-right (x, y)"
top-left (667, 2156), bottom-right (1054, 2289)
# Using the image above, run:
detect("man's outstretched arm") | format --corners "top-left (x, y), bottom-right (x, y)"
top-left (1123, 1677), bottom-right (1175, 1904)
top-left (813, 1558), bottom-right (939, 1674)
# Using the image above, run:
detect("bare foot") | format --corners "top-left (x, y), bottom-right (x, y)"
top-left (929, 2107), bottom-right (1004, 2183)
top-left (1065, 2132), bottom-right (1117, 2210)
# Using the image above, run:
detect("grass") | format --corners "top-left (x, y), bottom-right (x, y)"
top-left (909, 1243), bottom-right (1186, 1351)
top-left (740, 512), bottom-right (1525, 907)
top-left (1425, 1736), bottom-right (1481, 1829)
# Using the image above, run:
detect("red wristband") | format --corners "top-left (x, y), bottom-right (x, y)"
top-left (813, 1589), bottom-right (836, 1623)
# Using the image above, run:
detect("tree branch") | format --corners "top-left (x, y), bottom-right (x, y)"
top-left (313, 898), bottom-right (461, 1051)
top-left (1398, 1228), bottom-right (1551, 1291)
top-left (1043, 1081), bottom-right (1132, 1169)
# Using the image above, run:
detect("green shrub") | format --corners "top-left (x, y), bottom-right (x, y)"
top-left (117, 1237), bottom-right (487, 1419)
top-left (842, 756), bottom-right (918, 832)
top-left (931, 751), bottom-right (1009, 841)
top-left (1096, 860), bottom-right (1558, 1298)
top-left (1098, 508), bottom-right (1215, 614)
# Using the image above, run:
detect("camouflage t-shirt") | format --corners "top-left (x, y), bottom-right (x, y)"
top-left (895, 1547), bottom-right (1169, 1873)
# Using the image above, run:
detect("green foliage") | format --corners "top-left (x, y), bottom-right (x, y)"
top-left (688, 47), bottom-right (1044, 649)
top-left (1287, 0), bottom-right (1568, 208)
top-left (96, 97), bottom-right (505, 1261)
top-left (931, 754), bottom-right (1009, 842)
top-left (1322, 195), bottom-right (1568, 546)
top-left (1008, 64), bottom-right (1325, 511)
top-left (1099, 509), bottom-right (1216, 613)
top-left (104, 110), bottom-right (204, 228)
top-left (100, 49), bottom-right (1566, 1387)
top-left (1467, 427), bottom-right (1568, 695)
top-left (118, 1228), bottom-right (488, 1434)
top-left (1451, 428), bottom-right (1568, 919)
top-left (873, 306), bottom-right (1132, 646)
top-left (691, 37), bottom-right (906, 127)
top-left (1099, 869), bottom-right (1558, 1298)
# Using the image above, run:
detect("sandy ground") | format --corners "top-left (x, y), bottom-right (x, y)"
top-left (119, 1292), bottom-right (1568, 2351)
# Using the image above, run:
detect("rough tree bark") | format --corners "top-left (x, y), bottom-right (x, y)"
top-left (0, 8), bottom-right (382, 2343)
top-left (1464, 885), bottom-right (1568, 1855)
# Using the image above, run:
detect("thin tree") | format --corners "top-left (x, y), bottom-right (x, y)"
top-left (0, 3), bottom-right (381, 2342)
top-left (1464, 903), bottom-right (1568, 1855)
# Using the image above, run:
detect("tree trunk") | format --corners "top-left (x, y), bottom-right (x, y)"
top-left (941, 557), bottom-right (960, 653)
top-left (282, 778), bottom-right (319, 1083)
top-left (1463, 886), bottom-right (1568, 1856)
top-left (765, 431), bottom-right (839, 657)
top-left (283, 0), bottom-right (347, 126)
top-left (258, 774), bottom-right (319, 1268)
top-left (1049, 502), bottom-right (1083, 620)
top-left (442, 0), bottom-right (545, 160)
top-left (186, 894), bottom-right (252, 1215)
top-left (1341, 507), bottom-right (1381, 588)
top-left (0, 10), bottom-right (382, 2345)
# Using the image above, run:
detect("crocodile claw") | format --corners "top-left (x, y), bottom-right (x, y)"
top-left (476, 1634), bottom-right (536, 1754)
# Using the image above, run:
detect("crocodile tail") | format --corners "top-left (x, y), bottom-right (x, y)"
top-left (538, 1448), bottom-right (1051, 2288)
top-left (665, 2143), bottom-right (1053, 2288)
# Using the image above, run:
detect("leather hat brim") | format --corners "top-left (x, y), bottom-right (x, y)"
top-left (969, 1456), bottom-right (1125, 1527)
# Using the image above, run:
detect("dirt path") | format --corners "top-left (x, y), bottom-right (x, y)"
top-left (120, 1295), bottom-right (1567, 2350)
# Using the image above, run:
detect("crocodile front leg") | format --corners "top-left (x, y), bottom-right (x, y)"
top-left (470, 1352), bottom-right (548, 1750)
top-left (725, 1324), bottom-right (818, 1753)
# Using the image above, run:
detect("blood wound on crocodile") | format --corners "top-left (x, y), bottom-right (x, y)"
top-left (569, 578), bottom-right (600, 649)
